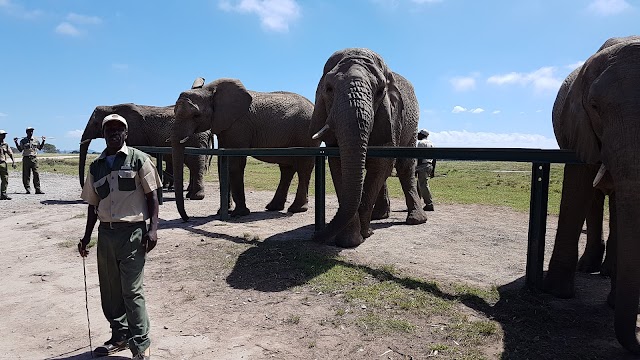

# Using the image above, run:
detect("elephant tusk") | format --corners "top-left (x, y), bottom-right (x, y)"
top-left (593, 163), bottom-right (608, 187)
top-left (79, 139), bottom-right (92, 145)
top-left (165, 138), bottom-right (171, 143)
top-left (312, 124), bottom-right (331, 140)
top-left (179, 136), bottom-right (190, 144)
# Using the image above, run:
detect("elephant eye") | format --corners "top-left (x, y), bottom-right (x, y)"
top-left (325, 84), bottom-right (333, 94)
top-left (375, 87), bottom-right (385, 98)
top-left (589, 99), bottom-right (599, 112)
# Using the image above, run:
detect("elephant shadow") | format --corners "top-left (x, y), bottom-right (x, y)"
top-left (41, 199), bottom-right (86, 205)
top-left (226, 224), bottom-right (342, 292)
top-left (464, 272), bottom-right (635, 359)
top-left (44, 348), bottom-right (130, 360)
top-left (227, 230), bottom-right (635, 357)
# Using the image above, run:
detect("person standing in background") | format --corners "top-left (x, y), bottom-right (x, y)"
top-left (416, 129), bottom-right (435, 211)
top-left (14, 126), bottom-right (45, 194)
top-left (0, 130), bottom-right (17, 200)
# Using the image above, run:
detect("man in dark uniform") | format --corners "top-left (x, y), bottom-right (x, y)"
top-left (78, 114), bottom-right (160, 360)
top-left (14, 126), bottom-right (45, 194)
top-left (0, 130), bottom-right (17, 200)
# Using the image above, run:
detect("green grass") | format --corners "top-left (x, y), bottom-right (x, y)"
top-left (42, 154), bottom-right (570, 215)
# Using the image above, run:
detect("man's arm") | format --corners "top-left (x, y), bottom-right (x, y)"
top-left (78, 205), bottom-right (98, 257)
top-left (14, 138), bottom-right (23, 152)
top-left (143, 190), bottom-right (159, 253)
top-left (38, 137), bottom-right (45, 150)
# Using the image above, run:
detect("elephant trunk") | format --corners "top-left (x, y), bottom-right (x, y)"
top-left (79, 138), bottom-right (91, 188)
top-left (613, 178), bottom-right (640, 353)
top-left (172, 142), bottom-right (189, 221)
top-left (316, 80), bottom-right (373, 245)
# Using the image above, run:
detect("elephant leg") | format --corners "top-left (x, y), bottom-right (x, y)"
top-left (358, 158), bottom-right (393, 239)
top-left (325, 156), bottom-right (364, 248)
top-left (266, 164), bottom-right (294, 211)
top-left (288, 160), bottom-right (313, 213)
top-left (602, 193), bottom-right (616, 277)
top-left (543, 163), bottom-right (598, 298)
top-left (577, 189), bottom-right (606, 273)
top-left (185, 156), bottom-right (206, 200)
top-left (229, 157), bottom-right (250, 217)
top-left (371, 183), bottom-right (390, 220)
top-left (216, 158), bottom-right (235, 216)
top-left (396, 157), bottom-right (427, 225)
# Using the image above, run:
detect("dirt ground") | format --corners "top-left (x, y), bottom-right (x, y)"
top-left (0, 172), bottom-right (634, 360)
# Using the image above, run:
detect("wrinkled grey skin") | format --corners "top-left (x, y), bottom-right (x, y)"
top-left (172, 78), bottom-right (320, 221)
top-left (309, 48), bottom-right (427, 248)
top-left (79, 103), bottom-right (212, 200)
top-left (576, 189), bottom-right (615, 275)
top-left (542, 36), bottom-right (640, 354)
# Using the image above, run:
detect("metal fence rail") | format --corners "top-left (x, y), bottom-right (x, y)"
top-left (135, 146), bottom-right (582, 290)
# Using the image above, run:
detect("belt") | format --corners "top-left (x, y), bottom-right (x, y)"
top-left (99, 221), bottom-right (145, 229)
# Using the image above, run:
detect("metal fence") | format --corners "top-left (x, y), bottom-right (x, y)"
top-left (135, 146), bottom-right (581, 291)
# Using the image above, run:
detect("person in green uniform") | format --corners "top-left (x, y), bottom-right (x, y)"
top-left (0, 130), bottom-right (17, 200)
top-left (78, 114), bottom-right (160, 360)
top-left (13, 126), bottom-right (45, 194)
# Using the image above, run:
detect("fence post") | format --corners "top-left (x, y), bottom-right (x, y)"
top-left (156, 153), bottom-right (163, 205)
top-left (315, 155), bottom-right (326, 232)
top-left (218, 154), bottom-right (230, 220)
top-left (526, 162), bottom-right (550, 289)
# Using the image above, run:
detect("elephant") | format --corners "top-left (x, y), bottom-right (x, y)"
top-left (309, 48), bottom-right (428, 248)
top-left (172, 78), bottom-right (321, 221)
top-left (576, 188), bottom-right (615, 276)
top-left (541, 35), bottom-right (640, 353)
top-left (79, 103), bottom-right (212, 200)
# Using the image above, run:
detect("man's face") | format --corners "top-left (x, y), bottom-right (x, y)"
top-left (26, 130), bottom-right (34, 137)
top-left (0, 134), bottom-right (5, 141)
top-left (103, 121), bottom-right (127, 150)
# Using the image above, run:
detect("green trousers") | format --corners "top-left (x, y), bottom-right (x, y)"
top-left (97, 222), bottom-right (150, 354)
top-left (0, 161), bottom-right (7, 196)
top-left (22, 156), bottom-right (41, 192)
top-left (417, 166), bottom-right (433, 207)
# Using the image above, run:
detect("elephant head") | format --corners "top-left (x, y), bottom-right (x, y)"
top-left (309, 48), bottom-right (403, 247)
top-left (172, 78), bottom-right (252, 221)
top-left (79, 103), bottom-right (142, 187)
top-left (552, 36), bottom-right (640, 353)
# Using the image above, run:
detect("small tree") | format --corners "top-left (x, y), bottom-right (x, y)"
top-left (42, 143), bottom-right (58, 153)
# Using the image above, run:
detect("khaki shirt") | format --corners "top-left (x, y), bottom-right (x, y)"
top-left (81, 144), bottom-right (161, 223)
top-left (416, 138), bottom-right (434, 165)
top-left (0, 141), bottom-right (13, 163)
top-left (18, 137), bottom-right (41, 157)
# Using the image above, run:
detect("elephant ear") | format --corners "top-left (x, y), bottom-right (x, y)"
top-left (558, 55), bottom-right (603, 164)
top-left (209, 79), bottom-right (252, 134)
top-left (371, 69), bottom-right (402, 146)
top-left (310, 73), bottom-right (330, 139)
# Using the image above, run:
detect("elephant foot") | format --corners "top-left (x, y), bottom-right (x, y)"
top-left (265, 200), bottom-right (286, 211)
top-left (231, 207), bottom-right (251, 217)
top-left (189, 190), bottom-right (205, 201)
top-left (406, 208), bottom-right (427, 225)
top-left (335, 232), bottom-right (365, 248)
top-left (361, 227), bottom-right (374, 239)
top-left (371, 208), bottom-right (389, 220)
top-left (542, 266), bottom-right (576, 299)
top-left (577, 243), bottom-right (605, 273)
top-left (287, 203), bottom-right (309, 213)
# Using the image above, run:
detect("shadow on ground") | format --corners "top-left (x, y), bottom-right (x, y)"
top-left (226, 224), bottom-right (636, 359)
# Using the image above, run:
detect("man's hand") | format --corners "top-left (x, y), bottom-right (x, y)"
top-left (142, 229), bottom-right (157, 253)
top-left (11, 163), bottom-right (16, 169)
top-left (13, 138), bottom-right (18, 142)
top-left (78, 237), bottom-right (90, 257)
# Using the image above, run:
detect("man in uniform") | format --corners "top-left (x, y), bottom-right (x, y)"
top-left (78, 114), bottom-right (160, 360)
top-left (14, 126), bottom-right (45, 194)
top-left (416, 129), bottom-right (435, 211)
top-left (0, 130), bottom-right (17, 200)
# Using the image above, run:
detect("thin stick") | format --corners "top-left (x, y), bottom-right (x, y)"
top-left (82, 256), bottom-right (93, 358)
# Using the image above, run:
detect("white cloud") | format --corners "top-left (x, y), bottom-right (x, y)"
top-left (219, 0), bottom-right (301, 32)
top-left (430, 130), bottom-right (558, 149)
top-left (0, 0), bottom-right (43, 19)
top-left (66, 129), bottom-right (83, 138)
top-left (452, 106), bottom-right (485, 114)
top-left (450, 76), bottom-right (476, 92)
top-left (492, 110), bottom-right (501, 115)
top-left (487, 66), bottom-right (563, 93)
top-left (67, 13), bottom-right (102, 25)
top-left (0, 112), bottom-right (7, 117)
top-left (566, 61), bottom-right (585, 71)
top-left (587, 0), bottom-right (631, 16)
top-left (55, 22), bottom-right (82, 36)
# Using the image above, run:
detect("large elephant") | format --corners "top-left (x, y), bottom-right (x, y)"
top-left (542, 36), bottom-right (640, 353)
top-left (172, 78), bottom-right (320, 221)
top-left (79, 103), bottom-right (212, 200)
top-left (309, 48), bottom-right (427, 248)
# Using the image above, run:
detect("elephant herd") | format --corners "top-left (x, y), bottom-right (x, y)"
top-left (78, 39), bottom-right (640, 353)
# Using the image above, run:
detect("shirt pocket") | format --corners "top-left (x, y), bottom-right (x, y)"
top-left (94, 176), bottom-right (110, 199)
top-left (118, 170), bottom-right (137, 191)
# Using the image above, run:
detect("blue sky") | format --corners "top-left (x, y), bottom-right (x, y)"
top-left (0, 0), bottom-right (637, 151)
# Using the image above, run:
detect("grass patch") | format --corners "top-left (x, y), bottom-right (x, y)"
top-left (59, 236), bottom-right (97, 250)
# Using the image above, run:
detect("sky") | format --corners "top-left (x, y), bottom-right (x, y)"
top-left (0, 0), bottom-right (637, 151)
